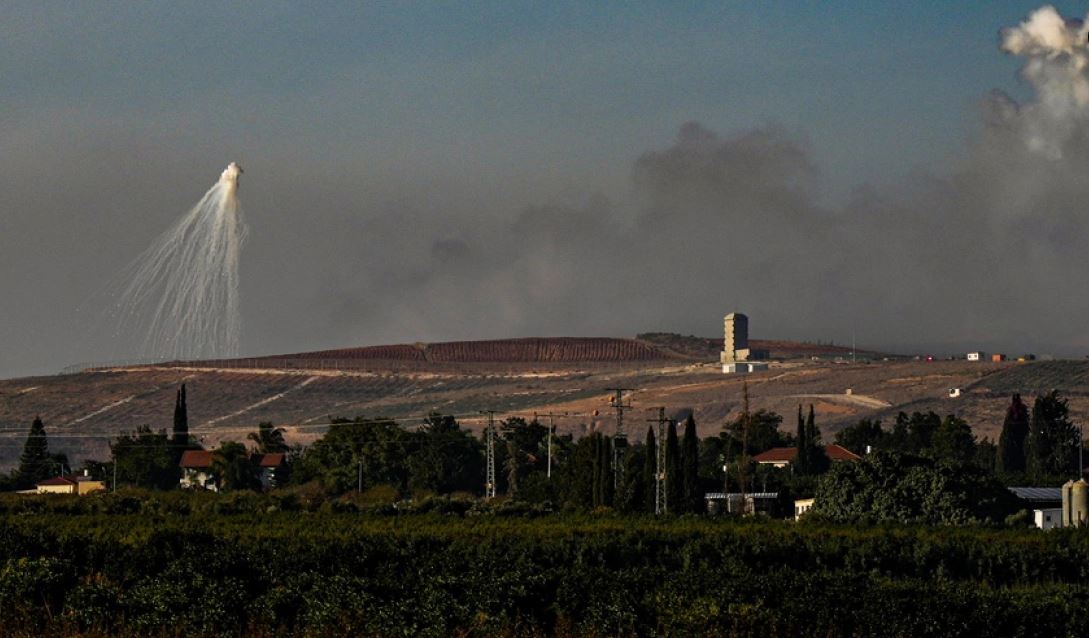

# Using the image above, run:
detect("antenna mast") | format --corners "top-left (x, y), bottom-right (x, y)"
top-left (739, 379), bottom-right (751, 514)
top-left (647, 406), bottom-right (668, 514)
top-left (606, 388), bottom-right (633, 494)
top-left (483, 410), bottom-right (497, 498)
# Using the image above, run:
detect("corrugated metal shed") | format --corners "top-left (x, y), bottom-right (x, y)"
top-left (1008, 487), bottom-right (1062, 503)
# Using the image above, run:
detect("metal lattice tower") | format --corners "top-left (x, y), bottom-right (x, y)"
top-left (483, 410), bottom-right (497, 498)
top-left (607, 388), bottom-right (633, 492)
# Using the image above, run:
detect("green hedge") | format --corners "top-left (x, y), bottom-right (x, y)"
top-left (0, 505), bottom-right (1087, 636)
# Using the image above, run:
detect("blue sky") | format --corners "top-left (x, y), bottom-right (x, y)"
top-left (3, 2), bottom-right (1056, 197)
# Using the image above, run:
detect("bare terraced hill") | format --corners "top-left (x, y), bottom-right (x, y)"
top-left (4, 339), bottom-right (1089, 469)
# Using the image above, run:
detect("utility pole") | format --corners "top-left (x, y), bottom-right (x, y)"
top-left (739, 379), bottom-right (751, 514)
top-left (534, 411), bottom-right (567, 479)
top-left (606, 388), bottom-right (634, 493)
top-left (357, 459), bottom-right (363, 493)
top-left (483, 410), bottom-right (497, 498)
top-left (647, 407), bottom-right (668, 514)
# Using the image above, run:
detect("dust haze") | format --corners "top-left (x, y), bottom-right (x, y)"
top-left (3, 6), bottom-right (1089, 377)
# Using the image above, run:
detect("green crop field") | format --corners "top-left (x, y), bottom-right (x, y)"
top-left (1, 492), bottom-right (1088, 637)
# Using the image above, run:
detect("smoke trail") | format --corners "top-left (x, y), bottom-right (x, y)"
top-left (113, 163), bottom-right (247, 360)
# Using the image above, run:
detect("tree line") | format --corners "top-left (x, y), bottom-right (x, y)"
top-left (6, 385), bottom-right (1086, 523)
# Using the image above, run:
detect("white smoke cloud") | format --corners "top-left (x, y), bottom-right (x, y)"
top-left (1000, 6), bottom-right (1089, 158)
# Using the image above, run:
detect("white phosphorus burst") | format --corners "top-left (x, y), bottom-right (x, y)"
top-left (115, 163), bottom-right (247, 360)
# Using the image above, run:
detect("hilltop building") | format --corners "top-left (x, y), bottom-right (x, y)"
top-left (721, 312), bottom-right (768, 373)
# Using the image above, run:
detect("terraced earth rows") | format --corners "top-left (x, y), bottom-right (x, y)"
top-left (6, 340), bottom-right (1089, 470)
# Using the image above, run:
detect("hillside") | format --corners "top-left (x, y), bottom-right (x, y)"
top-left (636, 333), bottom-right (883, 359)
top-left (145, 337), bottom-right (683, 372)
top-left (4, 338), bottom-right (1089, 470)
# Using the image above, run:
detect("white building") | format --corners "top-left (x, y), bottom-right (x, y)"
top-left (1035, 508), bottom-right (1063, 530)
top-left (179, 450), bottom-right (218, 491)
top-left (723, 362), bottom-right (769, 374)
top-left (967, 352), bottom-right (985, 361)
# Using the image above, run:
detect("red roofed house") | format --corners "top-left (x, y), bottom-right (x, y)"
top-left (752, 444), bottom-right (861, 469)
top-left (36, 472), bottom-right (106, 495)
top-left (252, 453), bottom-right (287, 490)
top-left (179, 450), bottom-right (217, 491)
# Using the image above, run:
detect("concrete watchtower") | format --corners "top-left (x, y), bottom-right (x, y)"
top-left (721, 313), bottom-right (749, 363)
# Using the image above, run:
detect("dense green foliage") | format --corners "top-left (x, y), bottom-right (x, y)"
top-left (110, 426), bottom-right (177, 491)
top-left (1027, 390), bottom-right (1079, 481)
top-left (0, 499), bottom-right (1087, 637)
top-left (247, 422), bottom-right (288, 454)
top-left (812, 451), bottom-right (1019, 525)
top-left (833, 417), bottom-right (884, 455)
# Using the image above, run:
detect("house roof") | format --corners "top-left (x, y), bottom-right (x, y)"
top-left (752, 444), bottom-right (861, 464)
top-left (179, 450), bottom-right (214, 468)
top-left (253, 453), bottom-right (285, 467)
top-left (37, 475), bottom-right (77, 487)
top-left (825, 444), bottom-right (862, 461)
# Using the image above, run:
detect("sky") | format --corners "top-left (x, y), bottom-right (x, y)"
top-left (3, 2), bottom-right (1089, 377)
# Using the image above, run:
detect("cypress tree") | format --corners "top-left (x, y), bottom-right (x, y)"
top-left (644, 426), bottom-right (657, 512)
top-left (805, 404), bottom-right (829, 473)
top-left (681, 414), bottom-right (700, 513)
top-left (795, 405), bottom-right (808, 475)
top-left (666, 419), bottom-right (683, 511)
top-left (997, 394), bottom-right (1029, 476)
top-left (172, 384), bottom-right (189, 450)
top-left (17, 416), bottom-right (52, 487)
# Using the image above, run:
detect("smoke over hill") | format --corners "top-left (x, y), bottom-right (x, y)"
top-left (330, 7), bottom-right (1089, 358)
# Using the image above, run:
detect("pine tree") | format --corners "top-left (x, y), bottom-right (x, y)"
top-left (681, 414), bottom-right (700, 513)
top-left (17, 416), bottom-right (52, 488)
top-left (666, 419), bottom-right (683, 511)
top-left (644, 426), bottom-right (657, 512)
top-left (997, 394), bottom-right (1029, 476)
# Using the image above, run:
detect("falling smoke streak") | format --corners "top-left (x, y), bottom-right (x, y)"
top-left (112, 163), bottom-right (247, 360)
